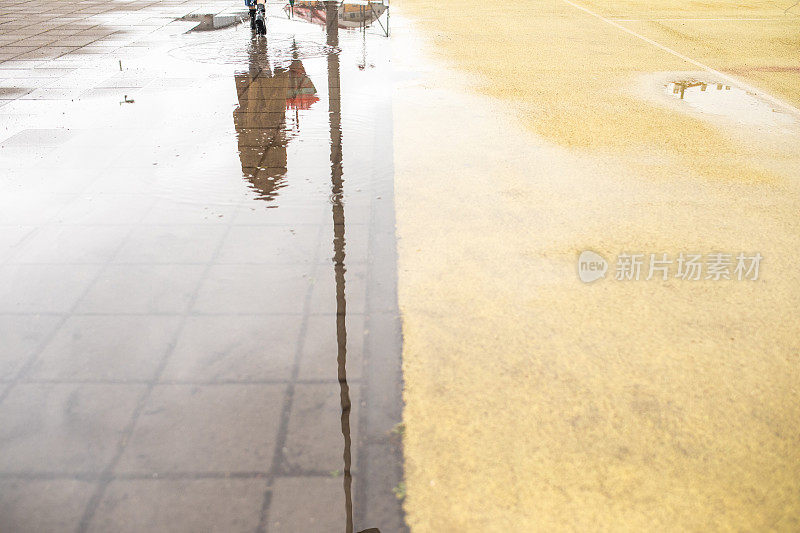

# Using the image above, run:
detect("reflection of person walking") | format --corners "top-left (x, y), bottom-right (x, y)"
top-left (246, 0), bottom-right (266, 34)
top-left (231, 39), bottom-right (319, 202)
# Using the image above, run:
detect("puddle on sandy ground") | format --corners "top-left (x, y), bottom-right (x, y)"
top-left (0, 3), bottom-right (403, 532)
top-left (662, 77), bottom-right (798, 128)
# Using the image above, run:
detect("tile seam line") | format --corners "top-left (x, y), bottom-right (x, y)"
top-left (560, 0), bottom-right (800, 118)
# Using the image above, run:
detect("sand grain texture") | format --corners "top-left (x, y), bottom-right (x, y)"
top-left (392, 0), bottom-right (800, 530)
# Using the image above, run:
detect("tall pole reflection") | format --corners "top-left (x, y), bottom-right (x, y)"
top-left (324, 5), bottom-right (353, 533)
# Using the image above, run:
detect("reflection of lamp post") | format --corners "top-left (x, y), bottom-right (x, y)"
top-left (324, 12), bottom-right (384, 533)
top-left (326, 1), bottom-right (339, 47)
top-left (324, 5), bottom-right (354, 533)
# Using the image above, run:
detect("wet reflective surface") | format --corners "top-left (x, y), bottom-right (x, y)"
top-left (288, 2), bottom-right (388, 31)
top-left (0, 1), bottom-right (402, 531)
top-left (665, 78), bottom-right (798, 127)
top-left (181, 13), bottom-right (247, 32)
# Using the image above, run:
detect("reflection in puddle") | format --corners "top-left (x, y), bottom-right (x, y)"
top-left (227, 8), bottom-right (403, 532)
top-left (170, 33), bottom-right (336, 64)
top-left (665, 79), bottom-right (797, 127)
top-left (323, 12), bottom-right (354, 531)
top-left (322, 11), bottom-right (401, 528)
top-left (181, 13), bottom-right (247, 31)
top-left (233, 39), bottom-right (319, 202)
top-left (289, 1), bottom-right (388, 30)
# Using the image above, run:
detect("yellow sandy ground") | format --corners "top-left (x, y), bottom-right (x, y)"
top-left (392, 0), bottom-right (800, 530)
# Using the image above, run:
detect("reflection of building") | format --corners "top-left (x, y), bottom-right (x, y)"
top-left (232, 40), bottom-right (319, 202)
top-left (288, 1), bottom-right (387, 29)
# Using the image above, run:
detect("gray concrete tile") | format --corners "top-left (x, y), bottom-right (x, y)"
top-left (76, 264), bottom-right (206, 314)
top-left (16, 47), bottom-right (76, 60)
top-left (0, 224), bottom-right (34, 261)
top-left (0, 144), bottom-right (50, 170)
top-left (0, 383), bottom-right (145, 473)
top-left (0, 192), bottom-right (75, 225)
top-left (0, 264), bottom-right (101, 313)
top-left (0, 77), bottom-right (53, 89)
top-left (283, 383), bottom-right (360, 473)
top-left (0, 314), bottom-right (62, 380)
top-left (41, 28), bottom-right (84, 37)
top-left (79, 86), bottom-right (139, 99)
top-left (298, 313), bottom-right (365, 381)
top-left (216, 224), bottom-right (321, 264)
top-left (29, 315), bottom-right (183, 381)
top-left (0, 46), bottom-right (40, 56)
top-left (232, 203), bottom-right (327, 226)
top-left (0, 127), bottom-right (74, 145)
top-left (8, 224), bottom-right (129, 264)
top-left (193, 264), bottom-right (312, 315)
top-left (88, 478), bottom-right (265, 533)
top-left (267, 477), bottom-right (347, 533)
top-left (53, 194), bottom-right (154, 225)
top-left (360, 441), bottom-right (405, 532)
top-left (10, 38), bottom-right (59, 47)
top-left (0, 87), bottom-right (33, 99)
top-left (2, 165), bottom-right (103, 194)
top-left (140, 199), bottom-right (238, 225)
top-left (114, 225), bottom-right (227, 264)
top-left (161, 315), bottom-right (300, 382)
top-left (82, 166), bottom-right (157, 194)
top-left (115, 384), bottom-right (285, 473)
top-left (20, 87), bottom-right (84, 100)
top-left (0, 479), bottom-right (97, 533)
top-left (308, 265), bottom-right (368, 315)
top-left (57, 36), bottom-right (101, 47)
top-left (95, 76), bottom-right (153, 88)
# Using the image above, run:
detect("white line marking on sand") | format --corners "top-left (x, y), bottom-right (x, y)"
top-left (561, 0), bottom-right (800, 117)
top-left (610, 17), bottom-right (791, 21)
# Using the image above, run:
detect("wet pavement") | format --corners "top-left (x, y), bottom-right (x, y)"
top-left (0, 1), bottom-right (403, 531)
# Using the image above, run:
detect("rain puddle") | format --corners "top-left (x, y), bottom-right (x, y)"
top-left (0, 3), bottom-right (402, 532)
top-left (664, 78), bottom-right (797, 127)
